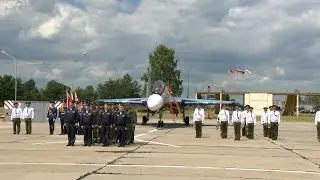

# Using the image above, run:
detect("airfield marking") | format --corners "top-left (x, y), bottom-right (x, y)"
top-left (148, 129), bottom-right (158, 133)
top-left (107, 164), bottom-right (320, 175)
top-left (0, 162), bottom-right (104, 167)
top-left (134, 139), bottom-right (181, 148)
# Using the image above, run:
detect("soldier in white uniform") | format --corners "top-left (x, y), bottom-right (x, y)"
top-left (193, 104), bottom-right (205, 138)
top-left (22, 102), bottom-right (34, 134)
top-left (314, 109), bottom-right (320, 142)
top-left (268, 105), bottom-right (280, 140)
top-left (267, 106), bottom-right (272, 138)
top-left (11, 102), bottom-right (23, 134)
top-left (261, 107), bottom-right (269, 137)
top-left (241, 105), bottom-right (250, 137)
top-left (231, 105), bottom-right (242, 141)
top-left (246, 107), bottom-right (256, 139)
top-left (217, 105), bottom-right (230, 138)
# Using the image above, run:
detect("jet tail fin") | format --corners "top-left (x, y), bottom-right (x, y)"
top-left (146, 67), bottom-right (151, 97)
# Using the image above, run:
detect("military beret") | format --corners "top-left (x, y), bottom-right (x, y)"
top-left (263, 107), bottom-right (268, 109)
top-left (25, 102), bottom-right (31, 104)
top-left (244, 105), bottom-right (250, 108)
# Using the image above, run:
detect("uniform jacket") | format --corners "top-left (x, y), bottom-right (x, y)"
top-left (218, 109), bottom-right (230, 123)
top-left (232, 110), bottom-right (242, 123)
top-left (66, 107), bottom-right (80, 124)
top-left (115, 111), bottom-right (127, 126)
top-left (47, 106), bottom-right (57, 119)
top-left (80, 111), bottom-right (94, 125)
top-left (101, 109), bottom-right (114, 125)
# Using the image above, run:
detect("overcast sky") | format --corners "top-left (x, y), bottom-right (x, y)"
top-left (1, 0), bottom-right (320, 99)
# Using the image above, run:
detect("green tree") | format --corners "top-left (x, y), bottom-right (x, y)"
top-left (141, 44), bottom-right (183, 96)
top-left (44, 80), bottom-right (68, 101)
top-left (0, 75), bottom-right (24, 105)
top-left (97, 74), bottom-right (141, 99)
top-left (76, 85), bottom-right (98, 103)
top-left (21, 79), bottom-right (39, 100)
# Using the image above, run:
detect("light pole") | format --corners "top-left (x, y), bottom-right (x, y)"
top-left (71, 51), bottom-right (86, 92)
top-left (1, 50), bottom-right (17, 101)
top-left (187, 66), bottom-right (190, 98)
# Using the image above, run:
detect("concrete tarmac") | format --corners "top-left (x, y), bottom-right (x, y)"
top-left (0, 119), bottom-right (319, 179)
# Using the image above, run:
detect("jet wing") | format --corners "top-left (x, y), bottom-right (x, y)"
top-left (165, 97), bottom-right (234, 105)
top-left (97, 98), bottom-right (147, 104)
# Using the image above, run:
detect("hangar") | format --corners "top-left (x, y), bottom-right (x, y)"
top-left (194, 91), bottom-right (320, 116)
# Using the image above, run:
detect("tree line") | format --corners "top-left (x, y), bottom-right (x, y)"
top-left (0, 44), bottom-right (184, 106)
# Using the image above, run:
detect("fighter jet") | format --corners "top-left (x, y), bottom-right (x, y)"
top-left (97, 68), bottom-right (233, 127)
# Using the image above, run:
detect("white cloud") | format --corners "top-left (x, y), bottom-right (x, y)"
top-left (1, 0), bottom-right (320, 96)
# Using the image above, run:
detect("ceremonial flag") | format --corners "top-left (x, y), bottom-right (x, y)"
top-left (66, 90), bottom-right (72, 108)
top-left (74, 91), bottom-right (79, 102)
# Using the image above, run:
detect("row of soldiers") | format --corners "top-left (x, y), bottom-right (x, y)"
top-left (47, 100), bottom-right (137, 147)
top-left (217, 104), bottom-right (281, 141)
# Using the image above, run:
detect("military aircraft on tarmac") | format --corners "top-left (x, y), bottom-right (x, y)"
top-left (98, 68), bottom-right (233, 127)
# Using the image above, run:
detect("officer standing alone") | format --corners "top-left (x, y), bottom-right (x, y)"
top-left (80, 105), bottom-right (93, 146)
top-left (47, 101), bottom-right (58, 135)
top-left (23, 102), bottom-right (34, 134)
top-left (11, 102), bottom-right (22, 134)
top-left (193, 104), bottom-right (204, 138)
top-left (115, 105), bottom-right (128, 147)
top-left (231, 105), bottom-right (242, 141)
top-left (261, 107), bottom-right (269, 137)
top-left (66, 100), bottom-right (79, 146)
top-left (314, 108), bottom-right (320, 142)
top-left (217, 105), bottom-right (230, 138)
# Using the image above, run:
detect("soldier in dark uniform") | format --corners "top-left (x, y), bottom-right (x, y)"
top-left (130, 107), bottom-right (137, 144)
top-left (59, 100), bottom-right (68, 135)
top-left (80, 104), bottom-right (93, 146)
top-left (100, 104), bottom-right (113, 146)
top-left (124, 105), bottom-right (131, 145)
top-left (115, 105), bottom-right (128, 147)
top-left (77, 100), bottom-right (86, 135)
top-left (66, 100), bottom-right (79, 146)
top-left (47, 101), bottom-right (58, 135)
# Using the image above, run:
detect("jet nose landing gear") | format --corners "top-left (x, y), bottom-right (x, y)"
top-left (184, 116), bottom-right (190, 126)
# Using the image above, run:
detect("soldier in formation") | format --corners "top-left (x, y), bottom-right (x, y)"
top-left (59, 100), bottom-right (67, 135)
top-left (217, 105), bottom-right (230, 138)
top-left (47, 101), bottom-right (58, 135)
top-left (268, 105), bottom-right (280, 140)
top-left (261, 107), bottom-right (269, 137)
top-left (231, 105), bottom-right (242, 141)
top-left (23, 102), bottom-right (34, 135)
top-left (11, 102), bottom-right (22, 134)
top-left (80, 104), bottom-right (93, 146)
top-left (66, 100), bottom-right (79, 146)
top-left (245, 107), bottom-right (256, 139)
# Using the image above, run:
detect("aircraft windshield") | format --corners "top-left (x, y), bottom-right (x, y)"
top-left (153, 80), bottom-right (166, 95)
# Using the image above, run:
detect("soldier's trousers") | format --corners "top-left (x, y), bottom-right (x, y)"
top-left (316, 122), bottom-right (320, 141)
top-left (117, 126), bottom-right (126, 146)
top-left (268, 125), bottom-right (272, 138)
top-left (83, 125), bottom-right (93, 146)
top-left (233, 122), bottom-right (241, 140)
top-left (48, 118), bottom-right (55, 135)
top-left (130, 125), bottom-right (135, 143)
top-left (220, 121), bottom-right (228, 138)
top-left (125, 125), bottom-right (131, 145)
top-left (262, 123), bottom-right (268, 137)
top-left (24, 118), bottom-right (32, 134)
top-left (60, 117), bottom-right (66, 134)
top-left (66, 123), bottom-right (76, 145)
top-left (247, 123), bottom-right (254, 139)
top-left (242, 123), bottom-right (247, 137)
top-left (194, 121), bottom-right (202, 138)
top-left (270, 122), bottom-right (279, 140)
top-left (12, 118), bottom-right (21, 134)
top-left (101, 125), bottom-right (111, 145)
top-left (93, 126), bottom-right (100, 144)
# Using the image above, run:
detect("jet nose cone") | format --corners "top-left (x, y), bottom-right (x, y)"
top-left (147, 94), bottom-right (164, 111)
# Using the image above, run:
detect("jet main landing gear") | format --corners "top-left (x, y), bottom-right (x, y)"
top-left (157, 120), bottom-right (164, 127)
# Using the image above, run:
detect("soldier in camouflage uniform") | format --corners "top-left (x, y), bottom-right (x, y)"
top-left (128, 106), bottom-right (137, 144)
top-left (92, 104), bottom-right (101, 144)
top-left (111, 105), bottom-right (118, 144)
top-left (124, 105), bottom-right (131, 145)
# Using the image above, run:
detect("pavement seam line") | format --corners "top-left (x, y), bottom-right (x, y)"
top-left (75, 125), bottom-right (180, 179)
top-left (255, 133), bottom-right (320, 169)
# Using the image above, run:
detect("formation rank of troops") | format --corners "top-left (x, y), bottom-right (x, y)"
top-left (55, 100), bottom-right (137, 147)
top-left (215, 104), bottom-right (281, 141)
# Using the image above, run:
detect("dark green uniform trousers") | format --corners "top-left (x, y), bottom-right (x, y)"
top-left (268, 124), bottom-right (272, 138)
top-left (270, 122), bottom-right (279, 140)
top-left (24, 118), bottom-right (32, 134)
top-left (262, 123), bottom-right (268, 137)
top-left (12, 118), bottom-right (21, 134)
top-left (93, 126), bottom-right (101, 144)
top-left (317, 122), bottom-right (320, 142)
top-left (242, 122), bottom-right (247, 137)
top-left (247, 123), bottom-right (254, 139)
top-left (220, 121), bottom-right (228, 138)
top-left (233, 122), bottom-right (241, 140)
top-left (194, 121), bottom-right (202, 138)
